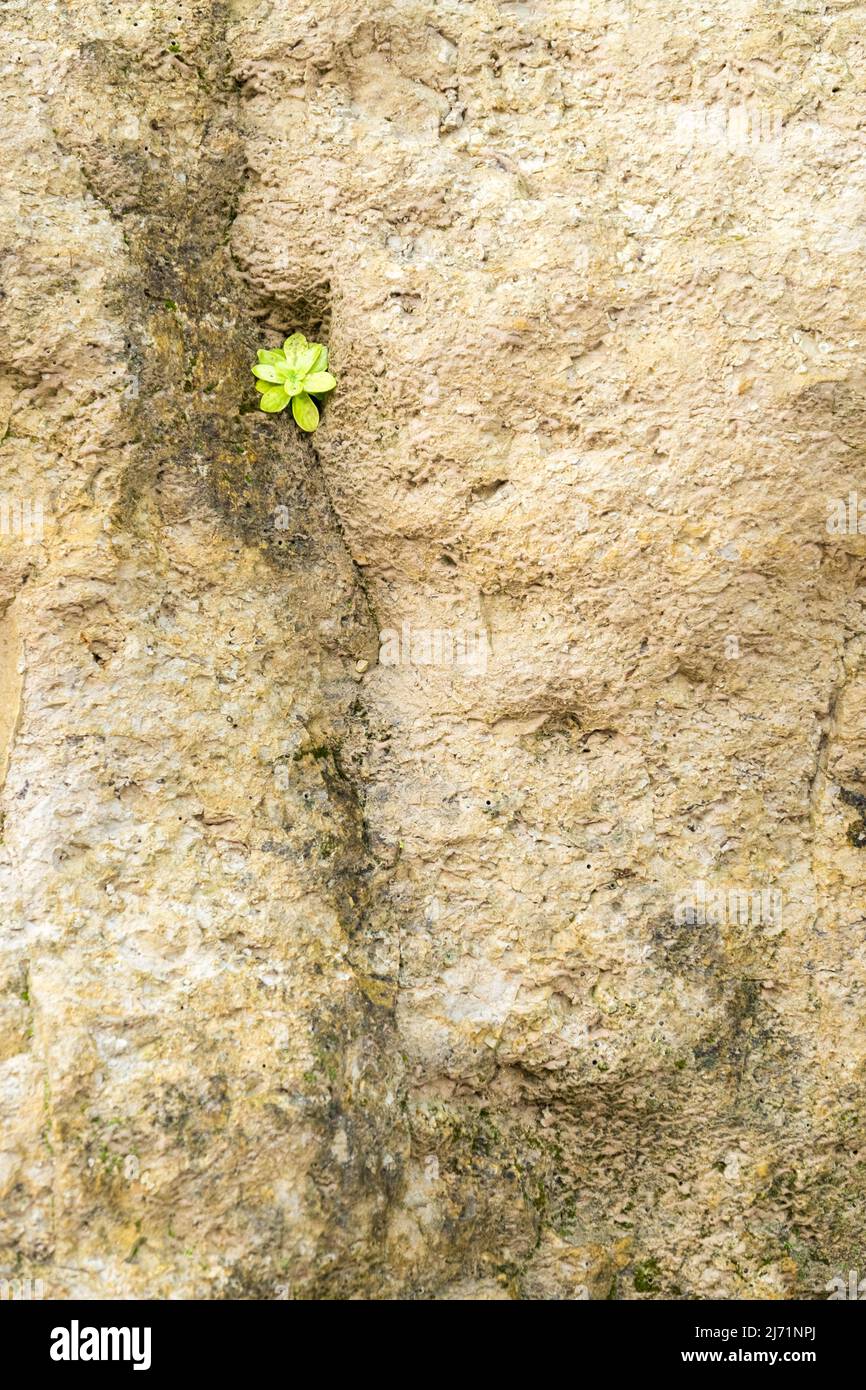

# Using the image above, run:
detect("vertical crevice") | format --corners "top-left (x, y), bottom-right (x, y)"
top-left (0, 603), bottom-right (23, 802)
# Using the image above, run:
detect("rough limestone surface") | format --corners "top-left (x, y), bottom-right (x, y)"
top-left (1, 0), bottom-right (865, 1300)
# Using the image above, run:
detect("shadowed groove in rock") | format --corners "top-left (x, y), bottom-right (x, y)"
top-left (38, 1), bottom-right (414, 1299)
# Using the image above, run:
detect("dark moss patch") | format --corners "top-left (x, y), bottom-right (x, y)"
top-left (840, 787), bottom-right (866, 846)
top-left (633, 1257), bottom-right (662, 1293)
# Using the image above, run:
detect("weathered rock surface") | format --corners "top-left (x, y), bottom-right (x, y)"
top-left (1, 0), bottom-right (865, 1298)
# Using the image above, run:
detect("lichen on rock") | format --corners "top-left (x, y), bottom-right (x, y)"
top-left (1, 0), bottom-right (866, 1300)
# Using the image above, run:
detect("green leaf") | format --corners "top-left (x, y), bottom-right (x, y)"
top-left (259, 386), bottom-right (290, 412)
top-left (309, 344), bottom-right (329, 372)
top-left (255, 380), bottom-right (270, 393)
top-left (303, 371), bottom-right (336, 395)
top-left (252, 363), bottom-right (283, 383)
top-left (291, 391), bottom-right (319, 431)
top-left (295, 344), bottom-right (320, 376)
top-left (257, 348), bottom-right (286, 365)
top-left (282, 333), bottom-right (307, 368)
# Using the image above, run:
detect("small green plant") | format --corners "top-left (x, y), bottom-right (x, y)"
top-left (250, 333), bottom-right (336, 431)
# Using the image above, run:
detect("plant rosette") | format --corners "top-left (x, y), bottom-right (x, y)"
top-left (251, 333), bottom-right (336, 431)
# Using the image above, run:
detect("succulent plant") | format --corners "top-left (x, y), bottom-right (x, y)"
top-left (250, 333), bottom-right (336, 431)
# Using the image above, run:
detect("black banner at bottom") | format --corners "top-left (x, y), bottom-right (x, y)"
top-left (2, 1297), bottom-right (861, 1377)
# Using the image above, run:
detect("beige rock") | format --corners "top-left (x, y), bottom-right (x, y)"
top-left (0, 0), bottom-right (864, 1299)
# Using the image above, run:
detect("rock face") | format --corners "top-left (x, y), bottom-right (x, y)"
top-left (0, 0), bottom-right (865, 1300)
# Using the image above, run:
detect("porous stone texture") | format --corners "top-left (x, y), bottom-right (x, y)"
top-left (1, 0), bottom-right (865, 1299)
